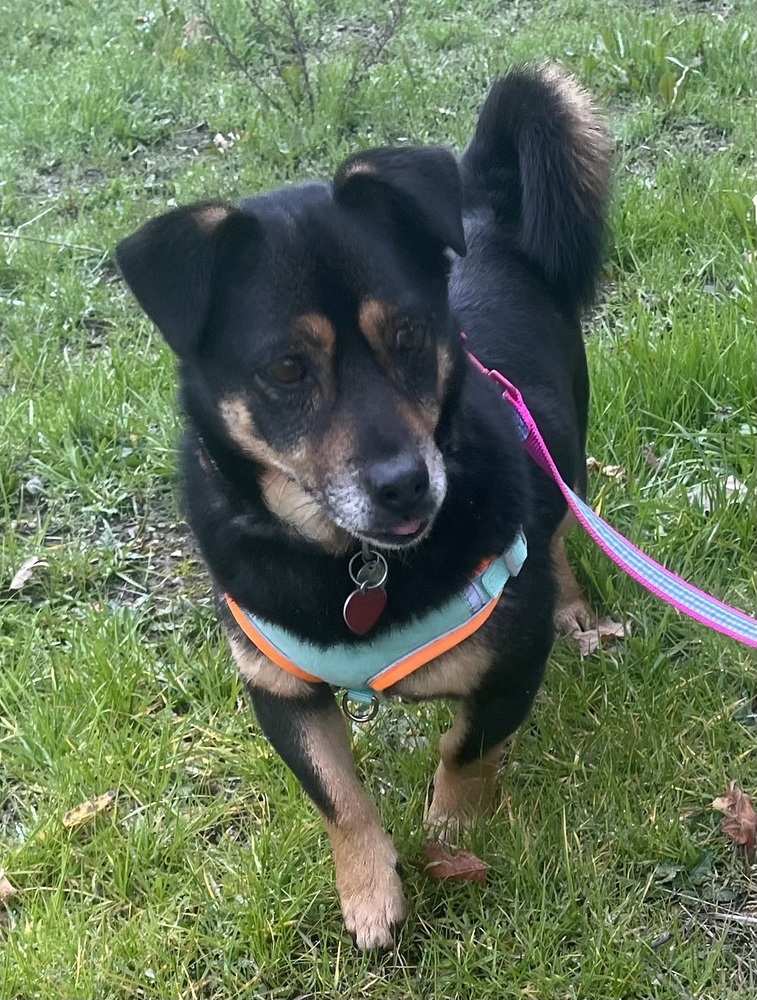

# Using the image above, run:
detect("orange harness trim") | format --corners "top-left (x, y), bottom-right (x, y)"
top-left (368, 595), bottom-right (499, 691)
top-left (223, 532), bottom-right (528, 699)
top-left (226, 587), bottom-right (502, 691)
top-left (226, 593), bottom-right (322, 684)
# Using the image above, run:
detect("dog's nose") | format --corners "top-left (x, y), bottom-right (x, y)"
top-left (367, 453), bottom-right (430, 514)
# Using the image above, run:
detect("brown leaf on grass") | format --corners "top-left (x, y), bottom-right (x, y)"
top-left (0, 873), bottom-right (17, 903)
top-left (601, 464), bottom-right (627, 481)
top-left (420, 840), bottom-right (488, 883)
top-left (570, 617), bottom-right (630, 657)
top-left (63, 790), bottom-right (117, 829)
top-left (183, 16), bottom-right (209, 44)
top-left (712, 781), bottom-right (756, 861)
top-left (9, 555), bottom-right (48, 591)
top-left (643, 443), bottom-right (660, 468)
top-left (586, 456), bottom-right (626, 481)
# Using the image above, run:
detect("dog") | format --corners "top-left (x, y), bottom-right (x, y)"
top-left (115, 64), bottom-right (611, 950)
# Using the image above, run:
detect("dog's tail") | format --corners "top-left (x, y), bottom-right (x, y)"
top-left (460, 64), bottom-right (612, 311)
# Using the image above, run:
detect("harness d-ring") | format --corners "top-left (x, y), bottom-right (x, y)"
top-left (341, 691), bottom-right (379, 723)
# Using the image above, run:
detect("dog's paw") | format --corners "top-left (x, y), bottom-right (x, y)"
top-left (333, 830), bottom-right (407, 950)
top-left (554, 597), bottom-right (593, 636)
top-left (423, 795), bottom-right (472, 845)
top-left (341, 867), bottom-right (407, 950)
top-left (423, 758), bottom-right (497, 845)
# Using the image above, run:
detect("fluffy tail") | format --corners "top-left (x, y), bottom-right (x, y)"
top-left (460, 65), bottom-right (612, 311)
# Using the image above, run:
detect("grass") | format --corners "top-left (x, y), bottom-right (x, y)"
top-left (0, 0), bottom-right (755, 997)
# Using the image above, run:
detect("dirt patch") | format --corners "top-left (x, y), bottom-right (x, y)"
top-left (22, 122), bottom-right (213, 207)
top-left (622, 119), bottom-right (733, 184)
top-left (5, 489), bottom-right (211, 628)
top-left (99, 499), bottom-right (211, 620)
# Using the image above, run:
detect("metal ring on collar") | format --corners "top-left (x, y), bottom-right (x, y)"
top-left (347, 549), bottom-right (388, 589)
top-left (341, 691), bottom-right (380, 723)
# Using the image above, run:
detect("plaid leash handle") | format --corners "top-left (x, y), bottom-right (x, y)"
top-left (468, 353), bottom-right (757, 649)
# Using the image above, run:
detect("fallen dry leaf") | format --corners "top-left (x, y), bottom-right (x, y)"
top-left (724, 475), bottom-right (751, 501)
top-left (586, 457), bottom-right (626, 481)
top-left (212, 131), bottom-right (241, 152)
top-left (420, 840), bottom-right (489, 883)
top-left (687, 475), bottom-right (753, 515)
top-left (63, 790), bottom-right (117, 829)
top-left (712, 781), bottom-right (756, 861)
top-left (183, 16), bottom-right (208, 43)
top-left (23, 475), bottom-right (45, 497)
top-left (569, 617), bottom-right (629, 656)
top-left (0, 873), bottom-right (17, 903)
top-left (643, 443), bottom-right (660, 469)
top-left (601, 464), bottom-right (627, 481)
top-left (9, 555), bottom-right (48, 591)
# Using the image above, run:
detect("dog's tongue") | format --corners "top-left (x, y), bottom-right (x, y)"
top-left (392, 520), bottom-right (423, 536)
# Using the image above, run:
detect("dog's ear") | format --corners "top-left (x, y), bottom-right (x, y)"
top-left (115, 202), bottom-right (261, 357)
top-left (333, 147), bottom-right (466, 258)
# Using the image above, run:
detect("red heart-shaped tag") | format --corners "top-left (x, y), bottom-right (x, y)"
top-left (343, 586), bottom-right (387, 635)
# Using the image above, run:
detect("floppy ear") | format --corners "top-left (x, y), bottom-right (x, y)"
top-left (115, 202), bottom-right (261, 357)
top-left (333, 147), bottom-right (466, 258)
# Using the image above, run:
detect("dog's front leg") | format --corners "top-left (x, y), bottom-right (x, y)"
top-left (425, 662), bottom-right (546, 839)
top-left (424, 705), bottom-right (502, 840)
top-left (247, 683), bottom-right (407, 949)
top-left (551, 506), bottom-right (593, 635)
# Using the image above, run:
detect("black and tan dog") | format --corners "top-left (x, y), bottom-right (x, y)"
top-left (116, 65), bottom-right (611, 949)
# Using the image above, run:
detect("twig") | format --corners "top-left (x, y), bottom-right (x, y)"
top-left (196, 0), bottom-right (287, 115)
top-left (281, 0), bottom-right (315, 114)
top-left (706, 911), bottom-right (757, 927)
top-left (671, 64), bottom-right (691, 110)
top-left (199, 0), bottom-right (408, 122)
top-left (13, 205), bottom-right (56, 232)
top-left (175, 122), bottom-right (207, 134)
top-left (346, 0), bottom-right (408, 95)
top-left (246, 0), bottom-right (303, 111)
top-left (0, 231), bottom-right (104, 255)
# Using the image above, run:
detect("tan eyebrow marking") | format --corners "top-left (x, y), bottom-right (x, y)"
top-left (358, 298), bottom-right (392, 353)
top-left (193, 203), bottom-right (232, 230)
top-left (295, 313), bottom-right (336, 355)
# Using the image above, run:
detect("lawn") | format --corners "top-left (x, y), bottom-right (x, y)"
top-left (0, 1), bottom-right (755, 997)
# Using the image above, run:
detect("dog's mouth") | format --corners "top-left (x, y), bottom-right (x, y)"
top-left (359, 517), bottom-right (432, 550)
top-left (315, 443), bottom-right (447, 551)
top-left (391, 519), bottom-right (427, 537)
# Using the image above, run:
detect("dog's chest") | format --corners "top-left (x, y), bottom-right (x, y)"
top-left (383, 627), bottom-right (495, 699)
top-left (224, 613), bottom-right (498, 702)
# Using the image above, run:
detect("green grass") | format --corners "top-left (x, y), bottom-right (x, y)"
top-left (1, 1), bottom-right (755, 997)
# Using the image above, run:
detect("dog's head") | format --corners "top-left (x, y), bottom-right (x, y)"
top-left (116, 147), bottom-right (467, 550)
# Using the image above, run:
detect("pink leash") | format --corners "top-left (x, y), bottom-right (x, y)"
top-left (467, 351), bottom-right (757, 648)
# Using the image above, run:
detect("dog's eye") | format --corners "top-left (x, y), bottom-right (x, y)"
top-left (269, 355), bottom-right (307, 384)
top-left (394, 321), bottom-right (426, 352)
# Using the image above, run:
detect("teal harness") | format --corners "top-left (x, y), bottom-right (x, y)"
top-left (225, 530), bottom-right (528, 711)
